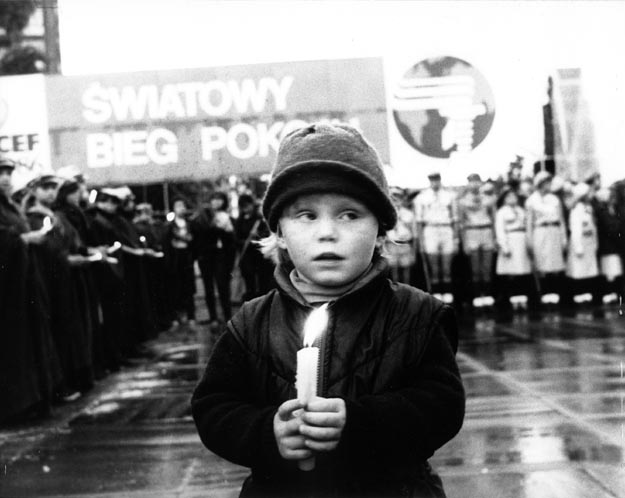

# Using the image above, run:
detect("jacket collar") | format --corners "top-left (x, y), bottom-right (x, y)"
top-left (274, 256), bottom-right (389, 308)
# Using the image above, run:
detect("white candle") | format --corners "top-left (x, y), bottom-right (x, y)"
top-left (41, 216), bottom-right (53, 233)
top-left (296, 347), bottom-right (319, 405)
top-left (296, 303), bottom-right (329, 471)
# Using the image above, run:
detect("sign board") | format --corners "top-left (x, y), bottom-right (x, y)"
top-left (46, 58), bottom-right (388, 185)
top-left (0, 74), bottom-right (52, 181)
top-left (384, 53), bottom-right (546, 188)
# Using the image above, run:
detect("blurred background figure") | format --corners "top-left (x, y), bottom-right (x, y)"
top-left (135, 202), bottom-right (172, 331)
top-left (494, 188), bottom-right (540, 321)
top-left (458, 173), bottom-right (496, 308)
top-left (525, 171), bottom-right (568, 310)
top-left (385, 188), bottom-right (416, 284)
top-left (26, 174), bottom-right (94, 400)
top-left (166, 197), bottom-right (196, 327)
top-left (191, 191), bottom-right (234, 324)
top-left (233, 193), bottom-right (275, 300)
top-left (0, 159), bottom-right (62, 422)
top-left (414, 171), bottom-right (459, 298)
top-left (595, 187), bottom-right (624, 300)
top-left (564, 182), bottom-right (602, 314)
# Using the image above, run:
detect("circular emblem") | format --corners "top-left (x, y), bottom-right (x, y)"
top-left (392, 56), bottom-right (495, 158)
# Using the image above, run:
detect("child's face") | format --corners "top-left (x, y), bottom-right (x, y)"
top-left (277, 193), bottom-right (381, 287)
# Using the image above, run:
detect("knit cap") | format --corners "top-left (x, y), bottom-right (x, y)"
top-left (261, 122), bottom-right (397, 233)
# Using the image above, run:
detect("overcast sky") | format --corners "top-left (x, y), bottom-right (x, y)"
top-left (54, 0), bottom-right (625, 185)
top-left (58, 0), bottom-right (624, 75)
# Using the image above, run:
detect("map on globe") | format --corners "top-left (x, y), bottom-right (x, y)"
top-left (392, 56), bottom-right (495, 159)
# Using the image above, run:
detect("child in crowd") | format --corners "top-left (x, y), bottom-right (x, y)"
top-left (192, 123), bottom-right (465, 497)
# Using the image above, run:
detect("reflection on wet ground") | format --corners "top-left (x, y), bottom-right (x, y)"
top-left (0, 308), bottom-right (624, 497)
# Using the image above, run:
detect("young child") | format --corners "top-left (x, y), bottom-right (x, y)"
top-left (191, 123), bottom-right (465, 497)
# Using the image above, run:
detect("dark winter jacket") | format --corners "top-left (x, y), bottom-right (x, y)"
top-left (192, 260), bottom-right (465, 497)
top-left (595, 201), bottom-right (623, 256)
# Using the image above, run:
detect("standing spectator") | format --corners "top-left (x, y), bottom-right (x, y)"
top-left (135, 203), bottom-right (172, 331)
top-left (458, 174), bottom-right (496, 305)
top-left (54, 177), bottom-right (105, 379)
top-left (526, 171), bottom-right (568, 309)
top-left (166, 198), bottom-right (196, 326)
top-left (565, 183), bottom-right (602, 311)
top-left (413, 171), bottom-right (459, 294)
top-left (494, 189), bottom-right (540, 321)
top-left (112, 188), bottom-right (157, 344)
top-left (51, 178), bottom-right (98, 393)
top-left (384, 188), bottom-right (416, 284)
top-left (27, 175), bottom-right (93, 398)
top-left (595, 187), bottom-right (624, 297)
top-left (0, 159), bottom-right (62, 421)
top-left (88, 189), bottom-right (127, 371)
top-left (191, 191), bottom-right (235, 323)
top-left (233, 193), bottom-right (275, 300)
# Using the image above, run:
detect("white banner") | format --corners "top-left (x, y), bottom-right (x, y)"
top-left (384, 53), bottom-right (546, 188)
top-left (0, 74), bottom-right (52, 183)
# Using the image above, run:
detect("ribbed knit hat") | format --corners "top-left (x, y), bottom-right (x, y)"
top-left (262, 122), bottom-right (397, 233)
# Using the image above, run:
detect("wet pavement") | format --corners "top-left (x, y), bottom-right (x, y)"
top-left (1, 305), bottom-right (624, 497)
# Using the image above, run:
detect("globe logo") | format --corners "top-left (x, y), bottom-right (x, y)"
top-left (392, 56), bottom-right (495, 159)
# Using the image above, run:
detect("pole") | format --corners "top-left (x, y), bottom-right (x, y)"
top-left (163, 182), bottom-right (169, 212)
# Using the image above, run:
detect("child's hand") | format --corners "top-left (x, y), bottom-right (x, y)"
top-left (273, 399), bottom-right (312, 461)
top-left (299, 398), bottom-right (346, 452)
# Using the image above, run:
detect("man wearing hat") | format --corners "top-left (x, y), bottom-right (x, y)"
top-left (458, 173), bottom-right (496, 305)
top-left (413, 170), bottom-right (459, 293)
top-left (0, 159), bottom-right (49, 244)
top-left (526, 171), bottom-right (568, 305)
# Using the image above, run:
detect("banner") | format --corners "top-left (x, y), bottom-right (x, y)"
top-left (0, 74), bottom-right (52, 177)
top-left (46, 58), bottom-right (388, 185)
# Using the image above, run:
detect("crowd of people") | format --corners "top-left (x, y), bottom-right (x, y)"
top-left (385, 160), bottom-right (625, 321)
top-left (0, 157), bottom-right (274, 424)
top-left (1, 153), bottom-right (623, 425)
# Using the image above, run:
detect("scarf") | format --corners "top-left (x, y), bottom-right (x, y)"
top-left (288, 257), bottom-right (388, 305)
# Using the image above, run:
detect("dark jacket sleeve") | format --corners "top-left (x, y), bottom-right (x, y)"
top-left (190, 326), bottom-right (289, 476)
top-left (337, 304), bottom-right (465, 465)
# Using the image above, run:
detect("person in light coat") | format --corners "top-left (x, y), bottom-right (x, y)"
top-left (494, 189), bottom-right (540, 320)
top-left (458, 173), bottom-right (496, 302)
top-left (525, 171), bottom-right (568, 307)
top-left (413, 172), bottom-right (458, 291)
top-left (565, 182), bottom-right (602, 310)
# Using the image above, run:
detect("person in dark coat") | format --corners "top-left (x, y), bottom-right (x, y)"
top-left (595, 185), bottom-right (624, 298)
top-left (191, 191), bottom-right (235, 323)
top-left (115, 189), bottom-right (157, 342)
top-left (165, 197), bottom-right (196, 325)
top-left (54, 178), bottom-right (104, 379)
top-left (0, 159), bottom-right (62, 421)
top-left (87, 189), bottom-right (128, 370)
top-left (134, 203), bottom-right (172, 331)
top-left (192, 123), bottom-right (464, 497)
top-left (233, 193), bottom-right (275, 300)
top-left (26, 174), bottom-right (94, 396)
